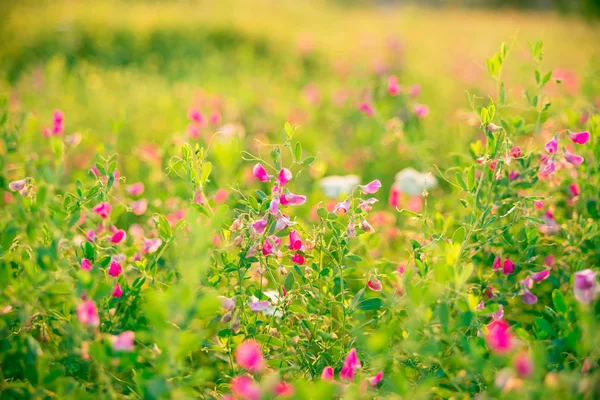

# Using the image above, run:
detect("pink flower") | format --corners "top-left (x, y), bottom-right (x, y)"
top-left (253, 163), bottom-right (270, 182)
top-left (112, 283), bottom-right (123, 298)
top-left (359, 198), bottom-right (378, 212)
top-left (534, 200), bottom-right (544, 210)
top-left (564, 149), bottom-right (584, 166)
top-left (231, 376), bottom-right (261, 400)
top-left (235, 340), bottom-right (264, 373)
top-left (53, 109), bottom-right (64, 125)
top-left (187, 124), bottom-right (200, 138)
top-left (143, 238), bottom-right (162, 254)
top-left (269, 198), bottom-right (280, 216)
top-left (413, 104), bottom-right (429, 118)
top-left (275, 214), bottom-right (296, 231)
top-left (188, 108), bottom-right (205, 125)
top-left (388, 187), bottom-right (400, 208)
top-left (291, 252), bottom-right (305, 265)
top-left (110, 229), bottom-right (126, 244)
top-left (531, 269), bottom-right (550, 283)
top-left (502, 259), bottom-right (514, 275)
top-left (108, 261), bottom-right (122, 277)
top-left (359, 180), bottom-right (381, 194)
top-left (521, 290), bottom-right (538, 305)
top-left (279, 192), bottom-right (306, 206)
top-left (80, 258), bottom-right (92, 271)
top-left (86, 229), bottom-right (96, 242)
top-left (126, 182), bottom-right (144, 196)
top-left (513, 352), bottom-right (533, 378)
top-left (358, 102), bottom-right (374, 116)
top-left (209, 110), bottom-right (222, 125)
top-left (333, 198), bottom-right (351, 214)
top-left (493, 256), bottom-right (502, 270)
top-left (485, 319), bottom-right (512, 353)
top-left (509, 171), bottom-right (519, 181)
top-left (569, 131), bottom-right (590, 145)
top-left (367, 278), bottom-right (382, 291)
top-left (8, 179), bottom-right (26, 192)
top-left (276, 168), bottom-right (292, 186)
top-left (77, 300), bottom-right (100, 326)
top-left (214, 188), bottom-right (229, 203)
top-left (545, 136), bottom-right (559, 154)
top-left (569, 183), bottom-right (580, 197)
top-left (289, 230), bottom-right (302, 250)
top-left (111, 330), bottom-right (134, 351)
top-left (131, 199), bottom-right (148, 215)
top-left (387, 75), bottom-right (400, 95)
top-left (339, 348), bottom-right (362, 381)
top-left (273, 381), bottom-right (294, 397)
top-left (252, 217), bottom-right (269, 234)
top-left (219, 296), bottom-right (236, 311)
top-left (92, 202), bottom-right (112, 219)
top-left (321, 366), bottom-right (334, 380)
top-left (248, 299), bottom-right (271, 312)
top-left (368, 370), bottom-right (384, 388)
top-left (409, 84), bottom-right (420, 97)
top-left (574, 269), bottom-right (599, 304)
top-left (510, 146), bottom-right (522, 158)
top-left (262, 236), bottom-right (281, 255)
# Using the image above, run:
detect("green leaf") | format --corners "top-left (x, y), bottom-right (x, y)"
top-left (302, 156), bottom-right (316, 166)
top-left (534, 317), bottom-right (557, 338)
top-left (284, 273), bottom-right (295, 291)
top-left (357, 298), bottom-right (383, 311)
top-left (294, 143), bottom-right (302, 162)
top-left (452, 226), bottom-right (466, 244)
top-left (552, 290), bottom-right (568, 314)
top-left (201, 162), bottom-right (212, 184)
top-left (455, 172), bottom-right (467, 191)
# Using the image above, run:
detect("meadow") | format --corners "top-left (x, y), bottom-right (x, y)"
top-left (1, 1), bottom-right (600, 398)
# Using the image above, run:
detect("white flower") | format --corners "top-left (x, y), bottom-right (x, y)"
top-left (393, 168), bottom-right (437, 196)
top-left (318, 175), bottom-right (360, 198)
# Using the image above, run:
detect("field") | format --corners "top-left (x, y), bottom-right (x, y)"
top-left (1, 1), bottom-right (600, 399)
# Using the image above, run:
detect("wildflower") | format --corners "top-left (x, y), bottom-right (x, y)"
top-left (333, 198), bottom-right (351, 214)
top-left (486, 319), bottom-right (512, 353)
top-left (368, 370), bottom-right (384, 388)
top-left (513, 352), bottom-right (533, 378)
top-left (563, 149), bottom-right (584, 166)
top-left (569, 131), bottom-right (590, 145)
top-left (413, 104), bottom-right (429, 118)
top-left (235, 340), bottom-right (264, 373)
top-left (509, 171), bottom-right (519, 180)
top-left (108, 261), bottom-right (122, 277)
top-left (269, 198), bottom-right (280, 216)
top-left (262, 236), bottom-right (281, 256)
top-left (521, 290), bottom-right (538, 305)
top-left (8, 179), bottom-right (26, 192)
top-left (279, 192), bottom-right (306, 206)
top-left (321, 366), bottom-right (334, 380)
top-left (77, 300), bottom-right (100, 326)
top-left (86, 229), bottom-right (96, 242)
top-left (110, 229), bottom-right (126, 244)
top-left (359, 179), bottom-right (381, 195)
top-left (231, 376), bottom-right (261, 400)
top-left (92, 202), bottom-right (112, 219)
top-left (510, 146), bottom-right (522, 158)
top-left (531, 270), bottom-right (550, 283)
top-left (574, 269), bottom-right (599, 304)
top-left (112, 283), bottom-right (123, 298)
top-left (131, 199), bottom-right (148, 215)
top-left (339, 348), bottom-right (362, 381)
top-left (274, 214), bottom-right (296, 231)
top-left (219, 296), bottom-right (236, 311)
top-left (252, 217), bottom-right (269, 234)
top-left (209, 110), bottom-right (221, 125)
top-left (291, 252), bottom-right (305, 265)
top-left (502, 259), bottom-right (515, 275)
top-left (143, 238), bottom-right (162, 254)
top-left (545, 136), bottom-right (558, 154)
top-left (359, 198), bottom-right (378, 212)
top-left (253, 164), bottom-right (270, 182)
top-left (493, 256), bottom-right (502, 270)
top-left (214, 188), bottom-right (229, 203)
top-left (111, 330), bottom-right (134, 351)
top-left (276, 168), bottom-right (293, 186)
top-left (273, 381), bottom-right (294, 397)
top-left (358, 102), bottom-right (374, 116)
top-left (409, 84), bottom-right (420, 97)
top-left (126, 182), bottom-right (144, 196)
top-left (387, 75), bottom-right (400, 96)
top-left (367, 278), bottom-right (382, 292)
top-left (388, 186), bottom-right (400, 208)
top-left (188, 108), bottom-right (204, 125)
top-left (81, 258), bottom-right (92, 271)
top-left (360, 218), bottom-right (375, 233)
top-left (289, 230), bottom-right (302, 250)
top-left (347, 222), bottom-right (356, 238)
top-left (248, 299), bottom-right (271, 313)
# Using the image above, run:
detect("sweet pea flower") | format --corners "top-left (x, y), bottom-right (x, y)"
top-left (8, 179), bottom-right (26, 192)
top-left (126, 182), bottom-right (144, 196)
top-left (275, 214), bottom-right (296, 231)
top-left (248, 299), bottom-right (271, 313)
top-left (289, 230), bottom-right (302, 250)
top-left (269, 198), bottom-right (280, 216)
top-left (413, 104), bottom-right (429, 118)
top-left (368, 370), bottom-right (384, 388)
top-left (209, 110), bottom-right (221, 125)
top-left (367, 278), bottom-right (382, 292)
top-left (339, 348), bottom-right (362, 381)
top-left (219, 296), bottom-right (236, 311)
top-left (252, 217), bottom-right (269, 234)
top-left (545, 136), bottom-right (558, 154)
top-left (214, 188), bottom-right (229, 203)
top-left (86, 229), bottom-right (96, 242)
top-left (235, 340), bottom-right (264, 373)
top-left (388, 187), bottom-right (400, 208)
top-left (574, 269), bottom-right (599, 304)
top-left (493, 256), bottom-right (502, 270)
top-left (486, 319), bottom-right (513, 353)
top-left (291, 252), bottom-right (305, 265)
top-left (273, 381), bottom-right (294, 397)
top-left (92, 202), bottom-right (112, 219)
top-left (108, 261), bottom-right (122, 277)
top-left (360, 218), bottom-right (375, 234)
top-left (131, 199), bottom-right (148, 215)
top-left (359, 198), bottom-right (378, 212)
top-left (521, 289), bottom-right (538, 305)
top-left (564, 149), bottom-right (584, 166)
top-left (280, 191), bottom-right (306, 206)
top-left (333, 198), bottom-right (351, 214)
top-left (253, 163), bottom-right (270, 182)
top-left (111, 330), bottom-right (134, 351)
top-left (81, 258), bottom-right (92, 271)
top-left (513, 352), bottom-right (533, 378)
top-left (409, 84), bottom-right (420, 97)
top-left (502, 259), bottom-right (515, 275)
top-left (112, 283), bottom-right (123, 298)
top-left (188, 108), bottom-right (204, 125)
top-left (143, 238), bottom-right (162, 254)
top-left (262, 236), bottom-right (281, 255)
top-left (510, 146), bottom-right (522, 158)
top-left (321, 366), bottom-right (334, 380)
top-left (358, 102), bottom-right (374, 116)
top-left (231, 376), bottom-right (261, 400)
top-left (569, 182), bottom-right (580, 197)
top-left (110, 229), bottom-right (126, 244)
top-left (387, 75), bottom-right (400, 95)
top-left (276, 168), bottom-right (292, 186)
top-left (531, 269), bottom-right (550, 283)
top-left (77, 300), bottom-right (100, 326)
top-left (569, 131), bottom-right (590, 145)
top-left (359, 180), bottom-right (381, 194)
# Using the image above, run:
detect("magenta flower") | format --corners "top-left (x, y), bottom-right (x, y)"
top-left (279, 192), bottom-right (306, 206)
top-left (8, 179), bottom-right (26, 192)
top-left (131, 199), bottom-right (148, 216)
top-left (521, 290), bottom-right (538, 305)
top-left (485, 319), bottom-right (512, 353)
top-left (112, 283), bottom-right (123, 298)
top-left (142, 238), bottom-right (162, 254)
top-left (126, 182), bottom-right (144, 196)
top-left (253, 163), bottom-right (270, 182)
top-left (81, 258), bottom-right (92, 271)
top-left (358, 102), bottom-right (374, 116)
top-left (235, 340), bottom-right (265, 373)
top-left (368, 370), bottom-right (384, 388)
top-left (269, 198), bottom-right (280, 216)
top-left (188, 108), bottom-right (204, 125)
top-left (92, 202), bottom-right (112, 219)
top-left (276, 168), bottom-right (292, 186)
top-left (367, 278), bottom-right (382, 292)
top-left (209, 110), bottom-right (221, 125)
top-left (291, 252), bottom-right (305, 265)
top-left (410, 84), bottom-right (420, 97)
top-left (230, 376), bottom-right (261, 400)
top-left (574, 269), bottom-right (599, 304)
top-left (339, 348), bottom-right (362, 381)
top-left (86, 229), bottom-right (96, 242)
top-left (545, 136), bottom-right (558, 154)
top-left (502, 259), bottom-right (514, 275)
top-left (493, 256), bottom-right (502, 270)
top-left (333, 198), bottom-right (351, 214)
top-left (531, 269), bottom-right (550, 283)
top-left (248, 299), bottom-right (270, 313)
top-left (289, 230), bottom-right (302, 250)
top-left (387, 75), bottom-right (400, 96)
top-left (564, 149), bottom-right (584, 166)
top-left (275, 214), bottom-right (296, 231)
top-left (569, 131), bottom-right (590, 145)
top-left (413, 104), bottom-right (429, 118)
top-left (513, 352), bottom-right (533, 378)
top-left (359, 179), bottom-right (381, 194)
top-left (77, 300), bottom-right (100, 326)
top-left (262, 236), bottom-right (281, 255)
top-left (110, 229), bottom-right (126, 244)
top-left (321, 366), bottom-right (334, 380)
top-left (273, 381), bottom-right (294, 397)
top-left (108, 261), bottom-right (122, 277)
top-left (510, 146), bottom-right (522, 158)
top-left (252, 217), bottom-right (268, 234)
top-left (111, 330), bottom-right (134, 351)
